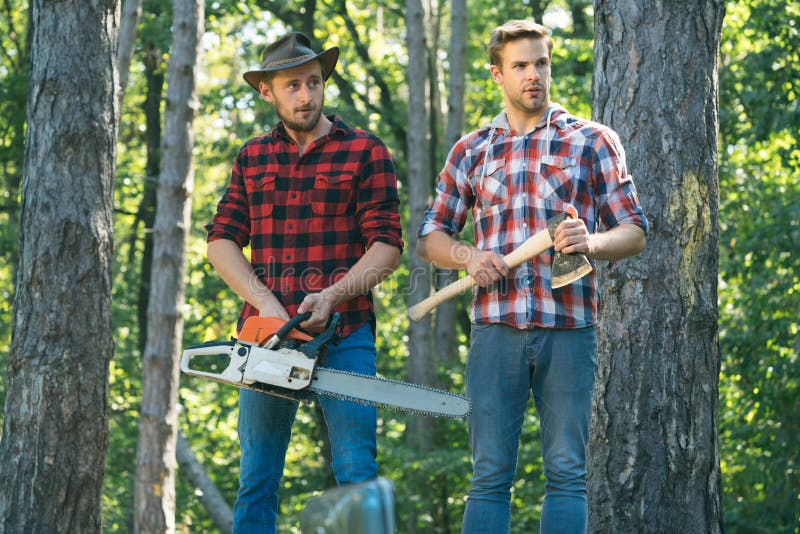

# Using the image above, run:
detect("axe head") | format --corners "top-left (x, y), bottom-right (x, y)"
top-left (546, 211), bottom-right (593, 289)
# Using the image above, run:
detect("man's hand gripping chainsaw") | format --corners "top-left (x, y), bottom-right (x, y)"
top-left (181, 312), bottom-right (470, 418)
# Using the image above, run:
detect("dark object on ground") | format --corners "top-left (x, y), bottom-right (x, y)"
top-left (300, 477), bottom-right (396, 534)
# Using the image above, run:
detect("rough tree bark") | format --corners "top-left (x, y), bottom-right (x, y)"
top-left (588, 1), bottom-right (725, 532)
top-left (132, 0), bottom-right (203, 530)
top-left (0, 0), bottom-right (119, 530)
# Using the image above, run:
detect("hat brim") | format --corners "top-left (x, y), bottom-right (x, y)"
top-left (243, 47), bottom-right (339, 92)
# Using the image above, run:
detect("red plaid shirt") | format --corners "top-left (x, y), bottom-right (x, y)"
top-left (207, 115), bottom-right (403, 336)
top-left (419, 105), bottom-right (648, 329)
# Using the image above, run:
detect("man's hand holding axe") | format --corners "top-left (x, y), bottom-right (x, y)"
top-left (409, 205), bottom-right (593, 321)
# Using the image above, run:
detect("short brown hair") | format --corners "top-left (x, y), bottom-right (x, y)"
top-left (488, 20), bottom-right (552, 66)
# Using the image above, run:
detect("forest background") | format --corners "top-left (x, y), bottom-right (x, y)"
top-left (0, 0), bottom-right (797, 532)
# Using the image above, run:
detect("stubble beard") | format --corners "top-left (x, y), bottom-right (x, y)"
top-left (278, 105), bottom-right (324, 133)
top-left (513, 87), bottom-right (548, 116)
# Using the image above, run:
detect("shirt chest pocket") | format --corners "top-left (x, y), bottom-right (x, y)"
top-left (537, 155), bottom-right (577, 201)
top-left (250, 173), bottom-right (277, 217)
top-left (475, 158), bottom-right (508, 208)
top-left (311, 174), bottom-right (355, 216)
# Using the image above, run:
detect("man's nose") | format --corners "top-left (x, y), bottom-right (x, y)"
top-left (298, 84), bottom-right (312, 102)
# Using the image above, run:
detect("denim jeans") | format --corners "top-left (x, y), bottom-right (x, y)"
top-left (233, 322), bottom-right (378, 533)
top-left (461, 323), bottom-right (597, 534)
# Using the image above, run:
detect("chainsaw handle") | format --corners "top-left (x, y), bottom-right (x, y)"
top-left (180, 341), bottom-right (244, 385)
top-left (272, 312), bottom-right (312, 343)
top-left (299, 312), bottom-right (343, 359)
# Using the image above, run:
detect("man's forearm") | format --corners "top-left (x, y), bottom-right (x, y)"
top-left (415, 230), bottom-right (474, 271)
top-left (322, 241), bottom-right (402, 306)
top-left (206, 238), bottom-right (286, 316)
top-left (588, 223), bottom-right (646, 261)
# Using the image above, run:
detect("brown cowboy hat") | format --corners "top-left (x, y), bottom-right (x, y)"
top-left (243, 32), bottom-right (339, 92)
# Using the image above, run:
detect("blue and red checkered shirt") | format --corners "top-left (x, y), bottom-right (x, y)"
top-left (419, 104), bottom-right (648, 329)
top-left (207, 115), bottom-right (404, 336)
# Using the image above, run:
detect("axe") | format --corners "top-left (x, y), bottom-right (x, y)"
top-left (407, 207), bottom-right (593, 322)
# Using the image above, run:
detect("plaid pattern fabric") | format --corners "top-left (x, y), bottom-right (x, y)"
top-left (207, 115), bottom-right (403, 336)
top-left (419, 104), bottom-right (648, 329)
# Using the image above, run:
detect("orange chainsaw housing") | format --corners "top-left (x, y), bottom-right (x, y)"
top-left (238, 316), bottom-right (314, 345)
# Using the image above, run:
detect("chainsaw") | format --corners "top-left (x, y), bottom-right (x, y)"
top-left (180, 312), bottom-right (470, 418)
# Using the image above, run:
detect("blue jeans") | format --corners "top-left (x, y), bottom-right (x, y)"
top-left (233, 323), bottom-right (378, 533)
top-left (461, 323), bottom-right (597, 534)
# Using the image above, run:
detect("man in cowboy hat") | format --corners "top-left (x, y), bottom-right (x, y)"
top-left (206, 31), bottom-right (404, 533)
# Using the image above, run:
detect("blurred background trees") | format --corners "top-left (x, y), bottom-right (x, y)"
top-left (0, 0), bottom-right (796, 532)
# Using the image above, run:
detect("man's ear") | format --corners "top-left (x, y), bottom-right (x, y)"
top-left (259, 80), bottom-right (273, 102)
top-left (489, 64), bottom-right (503, 85)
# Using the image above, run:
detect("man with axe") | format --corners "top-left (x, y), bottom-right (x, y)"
top-left (416, 20), bottom-right (648, 534)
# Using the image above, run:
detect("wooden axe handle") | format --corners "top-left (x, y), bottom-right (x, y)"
top-left (407, 229), bottom-right (554, 322)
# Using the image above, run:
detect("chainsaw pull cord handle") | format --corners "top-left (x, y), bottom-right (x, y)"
top-left (299, 312), bottom-right (343, 360)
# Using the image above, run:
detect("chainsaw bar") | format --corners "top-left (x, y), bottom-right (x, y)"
top-left (310, 367), bottom-right (471, 419)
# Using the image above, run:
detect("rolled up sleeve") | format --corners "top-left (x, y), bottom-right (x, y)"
top-left (206, 155), bottom-right (251, 249)
top-left (356, 140), bottom-right (404, 252)
top-left (418, 144), bottom-right (472, 238)
top-left (593, 130), bottom-right (649, 234)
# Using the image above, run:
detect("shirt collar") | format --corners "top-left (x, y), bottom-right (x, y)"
top-left (486, 103), bottom-right (569, 134)
top-left (271, 114), bottom-right (350, 142)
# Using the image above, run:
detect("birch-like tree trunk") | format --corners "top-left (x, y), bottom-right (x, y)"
top-left (133, 0), bottom-right (203, 530)
top-left (117, 0), bottom-right (142, 109)
top-left (588, 1), bottom-right (725, 532)
top-left (0, 0), bottom-right (118, 529)
top-left (432, 0), bottom-right (467, 363)
top-left (404, 0), bottom-right (435, 449)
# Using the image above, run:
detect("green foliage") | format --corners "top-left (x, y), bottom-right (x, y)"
top-left (719, 0), bottom-right (800, 146)
top-left (1, 0), bottom-right (797, 532)
top-left (718, 132), bottom-right (800, 532)
top-left (717, 2), bottom-right (800, 532)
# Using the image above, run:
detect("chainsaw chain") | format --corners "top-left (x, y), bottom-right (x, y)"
top-left (309, 367), bottom-right (471, 419)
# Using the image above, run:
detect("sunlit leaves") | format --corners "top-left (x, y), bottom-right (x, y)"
top-left (718, 97), bottom-right (800, 531)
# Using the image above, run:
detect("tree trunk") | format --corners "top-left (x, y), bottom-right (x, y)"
top-left (529, 0), bottom-right (550, 22)
top-left (133, 0), bottom-right (203, 530)
top-left (588, 1), bottom-right (725, 532)
top-left (134, 45), bottom-right (164, 356)
top-left (0, 0), bottom-right (119, 529)
top-left (432, 0), bottom-right (467, 365)
top-left (404, 0), bottom-right (435, 451)
top-left (427, 0), bottom-right (442, 184)
top-left (117, 0), bottom-right (143, 109)
top-left (568, 0), bottom-right (591, 37)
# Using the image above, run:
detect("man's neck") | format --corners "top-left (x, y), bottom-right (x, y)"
top-left (505, 103), bottom-right (550, 135)
top-left (286, 115), bottom-right (333, 154)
